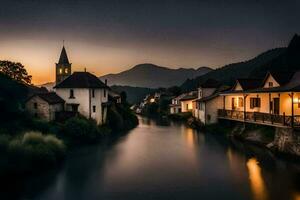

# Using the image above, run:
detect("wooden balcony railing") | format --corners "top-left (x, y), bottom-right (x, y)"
top-left (218, 109), bottom-right (300, 128)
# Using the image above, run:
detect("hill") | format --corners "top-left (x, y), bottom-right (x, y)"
top-left (100, 64), bottom-right (212, 88)
top-left (180, 48), bottom-right (286, 90)
top-left (181, 34), bottom-right (300, 91)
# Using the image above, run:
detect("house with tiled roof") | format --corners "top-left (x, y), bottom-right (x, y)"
top-left (218, 70), bottom-right (300, 128)
top-left (25, 92), bottom-right (65, 121)
top-left (192, 79), bottom-right (228, 125)
top-left (54, 71), bottom-right (109, 124)
top-left (25, 45), bottom-right (110, 124)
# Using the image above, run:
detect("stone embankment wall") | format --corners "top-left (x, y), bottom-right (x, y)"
top-left (272, 128), bottom-right (300, 156)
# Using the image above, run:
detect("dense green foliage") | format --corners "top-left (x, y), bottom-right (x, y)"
top-left (61, 116), bottom-right (109, 144)
top-left (0, 131), bottom-right (65, 176)
top-left (107, 103), bottom-right (138, 131)
top-left (0, 60), bottom-right (32, 84)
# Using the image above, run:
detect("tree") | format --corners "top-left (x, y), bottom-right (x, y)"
top-left (120, 91), bottom-right (127, 104)
top-left (167, 86), bottom-right (182, 96)
top-left (0, 60), bottom-right (32, 84)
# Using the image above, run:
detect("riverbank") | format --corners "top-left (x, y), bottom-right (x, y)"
top-left (0, 102), bottom-right (138, 178)
top-left (5, 116), bottom-right (300, 200)
top-left (169, 114), bottom-right (300, 160)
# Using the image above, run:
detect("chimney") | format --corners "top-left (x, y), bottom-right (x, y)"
top-left (105, 79), bottom-right (107, 85)
top-left (84, 67), bottom-right (87, 72)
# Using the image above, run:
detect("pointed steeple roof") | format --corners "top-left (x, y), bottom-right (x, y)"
top-left (58, 46), bottom-right (70, 64)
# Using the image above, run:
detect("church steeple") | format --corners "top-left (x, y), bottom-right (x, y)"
top-left (58, 46), bottom-right (70, 64)
top-left (56, 45), bottom-right (72, 85)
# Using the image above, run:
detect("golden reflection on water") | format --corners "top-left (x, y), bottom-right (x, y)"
top-left (247, 158), bottom-right (268, 200)
top-left (182, 127), bottom-right (204, 149)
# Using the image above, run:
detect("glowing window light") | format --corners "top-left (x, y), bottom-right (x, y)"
top-left (59, 68), bottom-right (63, 74)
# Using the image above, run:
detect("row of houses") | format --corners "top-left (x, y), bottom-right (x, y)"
top-left (25, 46), bottom-right (121, 124)
top-left (170, 70), bottom-right (300, 128)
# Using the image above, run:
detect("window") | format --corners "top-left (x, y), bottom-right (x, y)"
top-left (59, 68), bottom-right (63, 74)
top-left (238, 97), bottom-right (244, 107)
top-left (268, 82), bottom-right (273, 87)
top-left (199, 102), bottom-right (204, 111)
top-left (104, 89), bottom-right (106, 97)
top-left (69, 89), bottom-right (75, 98)
top-left (232, 98), bottom-right (237, 109)
top-left (92, 89), bottom-right (95, 98)
top-left (250, 98), bottom-right (261, 108)
top-left (186, 104), bottom-right (189, 110)
top-left (65, 68), bottom-right (68, 73)
top-left (34, 102), bottom-right (38, 109)
top-left (93, 106), bottom-right (96, 113)
top-left (199, 90), bottom-right (202, 98)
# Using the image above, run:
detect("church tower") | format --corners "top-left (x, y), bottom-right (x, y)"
top-left (56, 46), bottom-right (72, 85)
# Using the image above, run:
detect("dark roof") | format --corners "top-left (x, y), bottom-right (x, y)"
top-left (234, 79), bottom-right (262, 90)
top-left (180, 93), bottom-right (198, 101)
top-left (58, 46), bottom-right (70, 64)
top-left (195, 93), bottom-right (219, 102)
top-left (266, 71), bottom-right (295, 86)
top-left (25, 85), bottom-right (48, 98)
top-left (221, 71), bottom-right (300, 94)
top-left (200, 79), bottom-right (221, 88)
top-left (54, 72), bottom-right (109, 89)
top-left (28, 92), bottom-right (65, 104)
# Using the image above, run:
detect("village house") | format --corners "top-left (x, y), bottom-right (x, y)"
top-left (169, 94), bottom-right (185, 114)
top-left (25, 92), bottom-right (65, 121)
top-left (192, 79), bottom-right (224, 125)
top-left (54, 71), bottom-right (109, 124)
top-left (25, 46), bottom-right (110, 124)
top-left (218, 71), bottom-right (300, 128)
top-left (180, 91), bottom-right (198, 113)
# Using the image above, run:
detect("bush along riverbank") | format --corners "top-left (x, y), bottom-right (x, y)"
top-left (0, 102), bottom-right (138, 177)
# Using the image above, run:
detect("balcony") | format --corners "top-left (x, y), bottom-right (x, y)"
top-left (218, 109), bottom-right (300, 128)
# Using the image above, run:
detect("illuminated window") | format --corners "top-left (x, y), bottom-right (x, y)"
top-left (238, 97), bottom-right (244, 107)
top-left (59, 68), bottom-right (63, 74)
top-left (65, 68), bottom-right (68, 73)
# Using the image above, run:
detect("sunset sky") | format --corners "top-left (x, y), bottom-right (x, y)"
top-left (1, 0), bottom-right (300, 84)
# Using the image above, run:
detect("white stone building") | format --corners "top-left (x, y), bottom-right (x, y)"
top-left (25, 92), bottom-right (65, 121)
top-left (169, 94), bottom-right (185, 114)
top-left (193, 79), bottom-right (225, 125)
top-left (54, 71), bottom-right (109, 124)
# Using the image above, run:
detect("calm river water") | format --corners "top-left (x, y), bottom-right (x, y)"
top-left (4, 117), bottom-right (300, 200)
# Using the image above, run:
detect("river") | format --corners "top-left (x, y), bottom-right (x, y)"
top-left (4, 117), bottom-right (300, 200)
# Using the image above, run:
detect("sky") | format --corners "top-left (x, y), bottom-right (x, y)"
top-left (0, 0), bottom-right (300, 84)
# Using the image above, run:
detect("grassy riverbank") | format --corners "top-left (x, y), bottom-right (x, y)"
top-left (0, 104), bottom-right (138, 177)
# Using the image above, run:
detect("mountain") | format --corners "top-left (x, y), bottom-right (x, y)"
top-left (100, 64), bottom-right (212, 88)
top-left (181, 34), bottom-right (300, 91)
top-left (181, 48), bottom-right (286, 90)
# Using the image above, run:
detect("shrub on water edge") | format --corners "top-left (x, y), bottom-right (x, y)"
top-left (6, 131), bottom-right (66, 172)
top-left (62, 116), bottom-right (102, 144)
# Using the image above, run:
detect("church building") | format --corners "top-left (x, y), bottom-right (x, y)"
top-left (53, 46), bottom-right (110, 124)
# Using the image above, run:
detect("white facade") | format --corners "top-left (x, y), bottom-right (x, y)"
top-left (193, 86), bottom-right (221, 125)
top-left (55, 88), bottom-right (108, 124)
top-left (194, 96), bottom-right (223, 125)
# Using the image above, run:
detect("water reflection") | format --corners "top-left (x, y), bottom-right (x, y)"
top-left (247, 158), bottom-right (267, 200)
top-left (5, 116), bottom-right (300, 200)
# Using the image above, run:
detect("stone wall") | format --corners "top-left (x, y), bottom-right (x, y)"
top-left (273, 128), bottom-right (300, 156)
